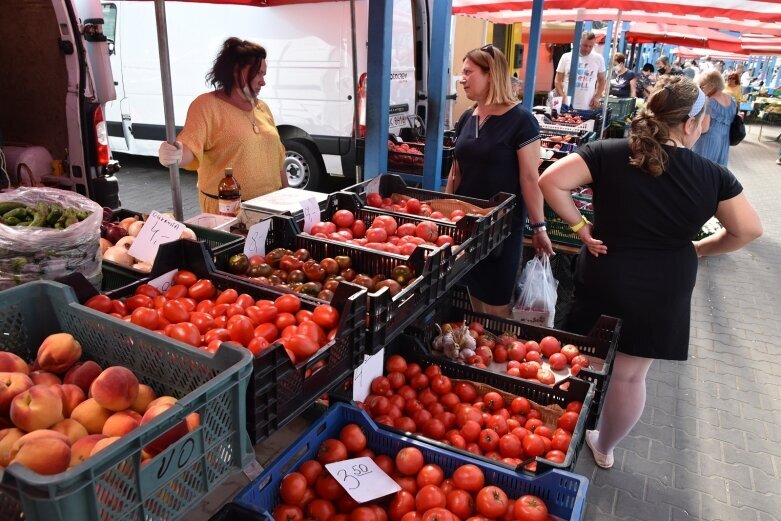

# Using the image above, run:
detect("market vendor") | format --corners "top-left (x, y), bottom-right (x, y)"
top-left (554, 32), bottom-right (607, 110)
top-left (447, 44), bottom-right (553, 318)
top-left (158, 37), bottom-right (288, 213)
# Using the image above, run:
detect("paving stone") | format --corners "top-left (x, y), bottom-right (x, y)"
top-left (744, 431), bottom-right (781, 459)
top-left (615, 490), bottom-right (671, 521)
top-left (750, 466), bottom-right (781, 494)
top-left (671, 506), bottom-right (701, 521)
top-left (727, 482), bottom-right (781, 517)
top-left (652, 407), bottom-right (698, 434)
top-left (624, 449), bottom-right (674, 485)
top-left (645, 477), bottom-right (701, 518)
top-left (647, 395), bottom-right (678, 415)
top-left (619, 433), bottom-right (652, 459)
top-left (650, 440), bottom-right (700, 474)
top-left (673, 465), bottom-right (728, 502)
top-left (583, 483), bottom-right (618, 517)
top-left (677, 400), bottom-right (721, 426)
top-left (699, 453), bottom-right (753, 489)
top-left (629, 419), bottom-right (675, 447)
top-left (718, 383), bottom-right (770, 405)
top-left (700, 497), bottom-right (762, 521)
top-left (591, 467), bottom-right (646, 501)
top-left (723, 443), bottom-right (777, 476)
top-left (582, 504), bottom-right (623, 521)
top-left (673, 427), bottom-right (722, 458)
top-left (698, 419), bottom-right (747, 450)
top-left (758, 511), bottom-right (781, 521)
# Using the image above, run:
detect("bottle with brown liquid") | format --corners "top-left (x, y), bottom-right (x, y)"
top-left (218, 168), bottom-right (241, 217)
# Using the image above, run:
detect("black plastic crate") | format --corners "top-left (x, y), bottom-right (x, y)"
top-left (409, 285), bottom-right (621, 430)
top-left (216, 215), bottom-right (444, 353)
top-left (356, 138), bottom-right (455, 179)
top-left (208, 503), bottom-right (262, 521)
top-left (84, 240), bottom-right (366, 445)
top-left (332, 334), bottom-right (594, 474)
top-left (100, 261), bottom-right (145, 293)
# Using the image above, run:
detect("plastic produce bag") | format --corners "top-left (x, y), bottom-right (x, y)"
top-left (512, 254), bottom-right (558, 327)
top-left (0, 187), bottom-right (102, 289)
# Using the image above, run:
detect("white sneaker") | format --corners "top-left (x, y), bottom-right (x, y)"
top-left (586, 430), bottom-right (614, 469)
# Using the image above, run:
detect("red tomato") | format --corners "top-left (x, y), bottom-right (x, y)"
top-left (339, 424), bottom-right (367, 453)
top-left (524, 340), bottom-right (540, 353)
top-left (571, 354), bottom-right (590, 368)
top-left (514, 495), bottom-right (548, 521)
top-left (297, 321), bottom-right (326, 346)
top-left (215, 288), bottom-right (238, 305)
top-left (307, 499), bottom-right (336, 521)
top-left (298, 460), bottom-right (323, 486)
top-left (551, 432), bottom-right (572, 452)
top-left (254, 323), bottom-right (280, 343)
top-left (548, 352), bottom-right (568, 371)
top-left (85, 294), bottom-right (112, 313)
top-left (367, 193), bottom-right (383, 207)
top-left (372, 215), bottom-right (398, 236)
top-left (539, 336), bottom-right (562, 358)
top-left (435, 235), bottom-right (454, 247)
top-left (130, 307), bottom-right (159, 330)
top-left (167, 322), bottom-right (201, 347)
top-left (545, 449), bottom-right (566, 464)
top-left (566, 401), bottom-right (583, 413)
top-left (416, 464), bottom-right (444, 488)
top-left (176, 297), bottom-right (197, 313)
top-left (247, 336), bottom-right (270, 356)
top-left (203, 328), bottom-right (231, 345)
top-left (272, 504), bottom-right (303, 521)
top-left (275, 294), bottom-right (302, 314)
top-left (110, 300), bottom-right (127, 316)
top-left (420, 508), bottom-right (453, 521)
top-left (454, 382), bottom-right (478, 403)
top-left (351, 219), bottom-right (367, 239)
top-left (522, 434), bottom-right (546, 457)
top-left (475, 486), bottom-right (509, 518)
top-left (312, 304), bottom-right (339, 330)
top-left (478, 429), bottom-right (499, 452)
top-left (275, 312), bottom-right (297, 331)
top-left (499, 434), bottom-right (522, 458)
top-left (188, 279), bottom-right (216, 301)
top-left (365, 227), bottom-right (388, 243)
top-left (280, 472), bottom-right (308, 505)
top-left (350, 506), bottom-right (377, 521)
top-left (173, 270), bottom-right (197, 287)
top-left (227, 315), bottom-right (254, 346)
top-left (429, 375), bottom-right (452, 396)
top-left (560, 344), bottom-right (580, 361)
top-left (536, 368), bottom-right (556, 385)
top-left (556, 411), bottom-right (579, 432)
top-left (446, 489), bottom-right (474, 520)
top-left (165, 284), bottom-right (188, 300)
top-left (317, 439), bottom-right (348, 464)
top-left (415, 485), bottom-right (446, 512)
top-left (415, 221), bottom-right (438, 242)
top-left (395, 447), bottom-right (424, 476)
top-left (235, 293), bottom-right (255, 309)
top-left (388, 490), bottom-right (415, 521)
top-left (125, 294), bottom-right (153, 312)
top-left (162, 300), bottom-right (189, 324)
top-left (295, 309), bottom-right (314, 323)
top-left (315, 473), bottom-right (344, 501)
top-left (135, 284), bottom-right (161, 299)
top-left (333, 209), bottom-right (355, 228)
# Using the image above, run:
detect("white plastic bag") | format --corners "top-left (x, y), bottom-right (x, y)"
top-left (512, 254), bottom-right (558, 327)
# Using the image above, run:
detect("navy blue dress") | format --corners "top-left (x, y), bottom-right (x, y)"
top-left (453, 104), bottom-right (540, 305)
top-left (565, 139), bottom-right (742, 360)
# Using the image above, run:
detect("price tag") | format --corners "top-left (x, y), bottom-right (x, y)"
top-left (366, 175), bottom-right (382, 195)
top-left (352, 348), bottom-right (384, 402)
top-left (148, 269), bottom-right (178, 292)
top-left (128, 211), bottom-right (184, 264)
top-left (299, 197), bottom-right (321, 234)
top-left (243, 220), bottom-right (271, 258)
top-left (326, 457), bottom-right (400, 503)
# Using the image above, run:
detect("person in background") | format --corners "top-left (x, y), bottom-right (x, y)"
top-left (700, 55), bottom-right (714, 73)
top-left (448, 44), bottom-right (553, 317)
top-left (539, 75), bottom-right (762, 469)
top-left (741, 67), bottom-right (754, 90)
top-left (682, 61), bottom-right (698, 80)
top-left (693, 70), bottom-right (736, 166)
top-left (610, 53), bottom-right (637, 98)
top-left (554, 32), bottom-right (607, 110)
top-left (724, 73), bottom-right (743, 105)
top-left (716, 60), bottom-right (726, 74)
top-left (635, 63), bottom-right (656, 100)
top-left (158, 37), bottom-right (288, 213)
top-left (656, 56), bottom-right (682, 76)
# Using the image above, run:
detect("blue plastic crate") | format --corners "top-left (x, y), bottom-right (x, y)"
top-left (232, 403), bottom-right (588, 520)
top-left (0, 281), bottom-right (254, 521)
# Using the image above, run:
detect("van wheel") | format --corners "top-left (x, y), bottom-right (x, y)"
top-left (283, 140), bottom-right (321, 190)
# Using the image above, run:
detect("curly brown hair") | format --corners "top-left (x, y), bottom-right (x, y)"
top-left (207, 37), bottom-right (266, 95)
top-left (628, 76), bottom-right (704, 176)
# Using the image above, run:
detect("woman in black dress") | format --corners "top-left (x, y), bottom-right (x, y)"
top-left (539, 76), bottom-right (762, 469)
top-left (446, 45), bottom-right (553, 317)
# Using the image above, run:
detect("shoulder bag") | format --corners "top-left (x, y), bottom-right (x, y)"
top-left (729, 104), bottom-right (746, 146)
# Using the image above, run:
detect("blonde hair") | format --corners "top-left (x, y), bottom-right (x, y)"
top-left (464, 46), bottom-right (516, 106)
top-left (698, 69), bottom-right (725, 95)
top-left (629, 76), bottom-right (704, 177)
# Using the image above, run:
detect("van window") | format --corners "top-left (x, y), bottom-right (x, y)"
top-left (102, 3), bottom-right (117, 41)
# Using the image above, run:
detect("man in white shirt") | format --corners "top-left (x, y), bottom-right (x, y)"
top-left (554, 32), bottom-right (607, 110)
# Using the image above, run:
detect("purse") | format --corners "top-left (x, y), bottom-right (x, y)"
top-left (729, 104), bottom-right (746, 146)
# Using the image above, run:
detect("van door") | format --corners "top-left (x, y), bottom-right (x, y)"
top-left (102, 1), bottom-right (129, 153)
top-left (389, 0), bottom-right (417, 135)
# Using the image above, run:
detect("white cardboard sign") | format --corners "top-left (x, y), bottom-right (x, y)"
top-left (325, 457), bottom-right (400, 503)
top-left (127, 211), bottom-right (185, 264)
top-left (352, 348), bottom-right (385, 402)
top-left (366, 175), bottom-right (382, 195)
top-left (243, 220), bottom-right (271, 258)
top-left (148, 269), bottom-right (178, 292)
top-left (299, 197), bottom-right (321, 234)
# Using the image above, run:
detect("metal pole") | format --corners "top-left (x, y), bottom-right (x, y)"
top-left (349, 0), bottom-right (361, 180)
top-left (603, 21), bottom-right (613, 65)
top-left (153, 0), bottom-right (183, 221)
top-left (600, 11), bottom-right (622, 138)
top-left (567, 20), bottom-right (585, 109)
top-left (522, 0), bottom-right (544, 110)
top-left (364, 0), bottom-right (392, 179)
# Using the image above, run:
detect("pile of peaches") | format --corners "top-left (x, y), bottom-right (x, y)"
top-left (0, 333), bottom-right (196, 476)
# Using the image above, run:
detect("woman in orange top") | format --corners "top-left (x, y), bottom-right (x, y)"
top-left (158, 38), bottom-right (288, 213)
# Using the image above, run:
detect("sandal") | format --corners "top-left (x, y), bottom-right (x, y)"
top-left (586, 430), bottom-right (614, 469)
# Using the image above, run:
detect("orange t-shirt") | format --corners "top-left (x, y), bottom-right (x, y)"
top-left (178, 92), bottom-right (285, 213)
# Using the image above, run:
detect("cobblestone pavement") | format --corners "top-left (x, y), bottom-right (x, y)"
top-left (118, 126), bottom-right (781, 520)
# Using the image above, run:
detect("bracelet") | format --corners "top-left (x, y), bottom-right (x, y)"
top-left (529, 221), bottom-right (546, 229)
top-left (532, 226), bottom-right (547, 234)
top-left (569, 215), bottom-right (590, 233)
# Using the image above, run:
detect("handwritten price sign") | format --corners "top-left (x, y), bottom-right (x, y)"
top-left (352, 348), bottom-right (384, 402)
top-left (325, 457), bottom-right (400, 503)
top-left (148, 269), bottom-right (178, 292)
top-left (128, 211), bottom-right (184, 264)
top-left (366, 175), bottom-right (382, 195)
top-left (299, 197), bottom-right (321, 234)
top-left (243, 220), bottom-right (271, 258)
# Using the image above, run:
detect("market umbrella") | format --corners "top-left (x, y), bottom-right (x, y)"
top-left (624, 22), bottom-right (744, 54)
top-left (672, 46), bottom-right (751, 61)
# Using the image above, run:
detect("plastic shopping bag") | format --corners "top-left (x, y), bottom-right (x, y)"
top-left (512, 254), bottom-right (558, 327)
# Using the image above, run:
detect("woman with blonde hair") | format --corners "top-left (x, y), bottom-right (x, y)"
top-left (539, 76), bottom-right (761, 469)
top-left (446, 44), bottom-right (553, 316)
top-left (724, 73), bottom-right (743, 104)
top-left (693, 69), bottom-right (736, 166)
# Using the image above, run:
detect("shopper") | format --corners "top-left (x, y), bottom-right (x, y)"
top-left (554, 32), bottom-right (607, 110)
top-left (538, 75), bottom-right (762, 469)
top-left (448, 44), bottom-right (553, 317)
top-left (655, 55), bottom-right (682, 77)
top-left (682, 61), bottom-right (697, 80)
top-left (609, 53), bottom-right (636, 98)
top-left (635, 64), bottom-right (656, 100)
top-left (158, 37), bottom-right (288, 213)
top-left (724, 73), bottom-right (743, 105)
top-left (693, 70), bottom-right (736, 166)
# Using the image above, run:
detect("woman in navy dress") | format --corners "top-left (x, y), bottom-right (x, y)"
top-left (447, 45), bottom-right (553, 317)
top-left (540, 76), bottom-right (762, 469)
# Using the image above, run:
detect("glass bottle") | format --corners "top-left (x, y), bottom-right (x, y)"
top-left (218, 168), bottom-right (241, 217)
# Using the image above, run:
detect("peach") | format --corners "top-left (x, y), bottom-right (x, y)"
top-left (102, 410), bottom-right (141, 437)
top-left (89, 436), bottom-right (120, 457)
top-left (90, 366), bottom-right (139, 412)
top-left (10, 384), bottom-right (64, 431)
top-left (36, 333), bottom-right (82, 374)
top-left (10, 430), bottom-right (71, 475)
top-left (130, 384), bottom-right (157, 414)
top-left (185, 412), bottom-right (201, 433)
top-left (63, 361), bottom-right (102, 395)
top-left (51, 418), bottom-right (89, 444)
top-left (70, 434), bottom-right (106, 467)
top-left (70, 398), bottom-right (113, 435)
top-left (60, 384), bottom-right (86, 417)
top-left (147, 396), bottom-right (177, 410)
top-left (30, 370), bottom-right (62, 387)
top-left (0, 428), bottom-right (25, 466)
top-left (0, 372), bottom-right (33, 415)
top-left (0, 352), bottom-right (29, 374)
top-left (140, 403), bottom-right (188, 455)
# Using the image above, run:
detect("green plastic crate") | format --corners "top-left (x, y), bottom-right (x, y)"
top-left (0, 281), bottom-right (254, 521)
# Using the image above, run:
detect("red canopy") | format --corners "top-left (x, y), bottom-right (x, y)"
top-left (624, 22), bottom-right (744, 53)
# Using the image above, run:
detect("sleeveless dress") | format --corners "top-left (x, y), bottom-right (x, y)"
top-left (692, 97), bottom-right (736, 167)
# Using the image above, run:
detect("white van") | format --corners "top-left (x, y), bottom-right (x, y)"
top-left (101, 0), bottom-right (431, 190)
top-left (0, 0), bottom-right (119, 207)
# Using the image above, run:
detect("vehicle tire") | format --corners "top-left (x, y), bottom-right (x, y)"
top-left (283, 139), bottom-right (322, 190)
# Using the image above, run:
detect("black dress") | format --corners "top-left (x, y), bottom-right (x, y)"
top-left (565, 139), bottom-right (742, 360)
top-left (453, 105), bottom-right (540, 305)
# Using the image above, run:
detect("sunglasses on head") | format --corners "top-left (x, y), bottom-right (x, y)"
top-left (480, 44), bottom-right (495, 58)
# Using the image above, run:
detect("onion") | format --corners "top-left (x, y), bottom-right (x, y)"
top-left (99, 238), bottom-right (112, 255)
top-left (119, 216), bottom-right (139, 230)
top-left (132, 262), bottom-right (152, 273)
top-left (103, 246), bottom-right (134, 266)
top-left (180, 227), bottom-right (197, 241)
top-left (102, 207), bottom-right (113, 223)
top-left (115, 236), bottom-right (135, 250)
top-left (127, 220), bottom-right (144, 237)
top-left (104, 223), bottom-right (127, 244)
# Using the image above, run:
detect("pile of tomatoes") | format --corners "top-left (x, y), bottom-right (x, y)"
top-left (451, 322), bottom-right (591, 385)
top-left (274, 424), bottom-right (551, 521)
top-left (358, 355), bottom-right (582, 471)
top-left (306, 210), bottom-right (457, 255)
top-left (387, 140), bottom-right (425, 169)
top-left (84, 270), bottom-right (341, 364)
top-left (365, 194), bottom-right (467, 224)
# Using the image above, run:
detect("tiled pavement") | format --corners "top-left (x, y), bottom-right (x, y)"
top-left (117, 125), bottom-right (781, 520)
